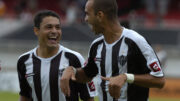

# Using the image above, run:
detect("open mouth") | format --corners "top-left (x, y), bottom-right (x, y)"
top-left (48, 37), bottom-right (57, 44)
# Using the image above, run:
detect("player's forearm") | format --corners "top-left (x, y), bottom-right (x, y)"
top-left (75, 68), bottom-right (93, 83)
top-left (133, 74), bottom-right (165, 88)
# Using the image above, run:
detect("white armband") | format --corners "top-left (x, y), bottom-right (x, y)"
top-left (125, 73), bottom-right (134, 84)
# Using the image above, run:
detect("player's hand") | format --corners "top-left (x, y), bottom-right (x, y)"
top-left (101, 74), bottom-right (127, 99)
top-left (60, 66), bottom-right (76, 97)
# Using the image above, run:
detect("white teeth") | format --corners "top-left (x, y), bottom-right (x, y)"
top-left (48, 34), bottom-right (58, 40)
top-left (49, 36), bottom-right (57, 39)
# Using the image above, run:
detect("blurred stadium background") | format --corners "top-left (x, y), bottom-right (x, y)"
top-left (0, 0), bottom-right (180, 101)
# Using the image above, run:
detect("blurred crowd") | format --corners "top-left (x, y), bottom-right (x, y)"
top-left (0, 0), bottom-right (180, 27)
top-left (0, 0), bottom-right (87, 25)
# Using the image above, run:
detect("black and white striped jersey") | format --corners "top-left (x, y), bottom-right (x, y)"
top-left (17, 45), bottom-right (96, 101)
top-left (83, 27), bottom-right (164, 101)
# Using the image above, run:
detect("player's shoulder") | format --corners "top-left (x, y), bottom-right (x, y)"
top-left (91, 36), bottom-right (104, 46)
top-left (18, 48), bottom-right (35, 61)
top-left (123, 27), bottom-right (147, 44)
top-left (61, 45), bottom-right (83, 58)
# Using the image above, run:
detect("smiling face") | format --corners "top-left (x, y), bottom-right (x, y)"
top-left (34, 16), bottom-right (62, 49)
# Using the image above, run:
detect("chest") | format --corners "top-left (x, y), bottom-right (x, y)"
top-left (94, 42), bottom-right (129, 76)
top-left (24, 57), bottom-right (68, 88)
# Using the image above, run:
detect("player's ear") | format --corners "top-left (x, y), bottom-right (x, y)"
top-left (96, 11), bottom-right (104, 22)
top-left (34, 27), bottom-right (39, 36)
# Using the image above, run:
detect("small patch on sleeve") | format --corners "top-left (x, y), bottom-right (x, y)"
top-left (88, 81), bottom-right (95, 92)
top-left (150, 62), bottom-right (161, 72)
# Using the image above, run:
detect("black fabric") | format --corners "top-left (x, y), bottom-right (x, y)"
top-left (65, 52), bottom-right (91, 101)
top-left (112, 37), bottom-right (123, 77)
top-left (125, 38), bottom-right (150, 101)
top-left (32, 54), bottom-right (42, 101)
top-left (83, 39), bottom-right (104, 78)
top-left (100, 42), bottom-right (107, 101)
top-left (17, 54), bottom-right (32, 99)
top-left (50, 52), bottom-right (62, 101)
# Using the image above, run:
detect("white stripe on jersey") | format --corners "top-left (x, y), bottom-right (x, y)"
top-left (24, 53), bottom-right (38, 101)
top-left (41, 60), bottom-right (51, 101)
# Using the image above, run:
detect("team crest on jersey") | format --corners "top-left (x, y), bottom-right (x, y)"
top-left (149, 62), bottom-right (161, 72)
top-left (88, 81), bottom-right (95, 91)
top-left (118, 55), bottom-right (127, 66)
top-left (59, 69), bottom-right (65, 76)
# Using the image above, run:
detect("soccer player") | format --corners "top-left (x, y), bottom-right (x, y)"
top-left (60, 0), bottom-right (165, 101)
top-left (17, 10), bottom-right (96, 101)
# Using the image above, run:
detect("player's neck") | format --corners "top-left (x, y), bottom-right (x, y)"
top-left (36, 45), bottom-right (59, 58)
top-left (103, 21), bottom-right (123, 44)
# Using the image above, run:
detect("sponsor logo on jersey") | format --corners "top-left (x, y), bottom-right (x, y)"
top-left (25, 73), bottom-right (35, 78)
top-left (94, 57), bottom-right (101, 62)
top-left (150, 62), bottom-right (161, 72)
top-left (88, 81), bottom-right (95, 91)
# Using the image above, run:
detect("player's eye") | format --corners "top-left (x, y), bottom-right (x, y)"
top-left (56, 25), bottom-right (61, 29)
top-left (46, 25), bottom-right (52, 29)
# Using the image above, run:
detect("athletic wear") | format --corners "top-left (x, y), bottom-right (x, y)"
top-left (17, 45), bottom-right (96, 101)
top-left (83, 27), bottom-right (164, 101)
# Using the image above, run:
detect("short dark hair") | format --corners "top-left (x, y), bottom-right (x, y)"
top-left (93, 0), bottom-right (118, 20)
top-left (34, 10), bottom-right (60, 28)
